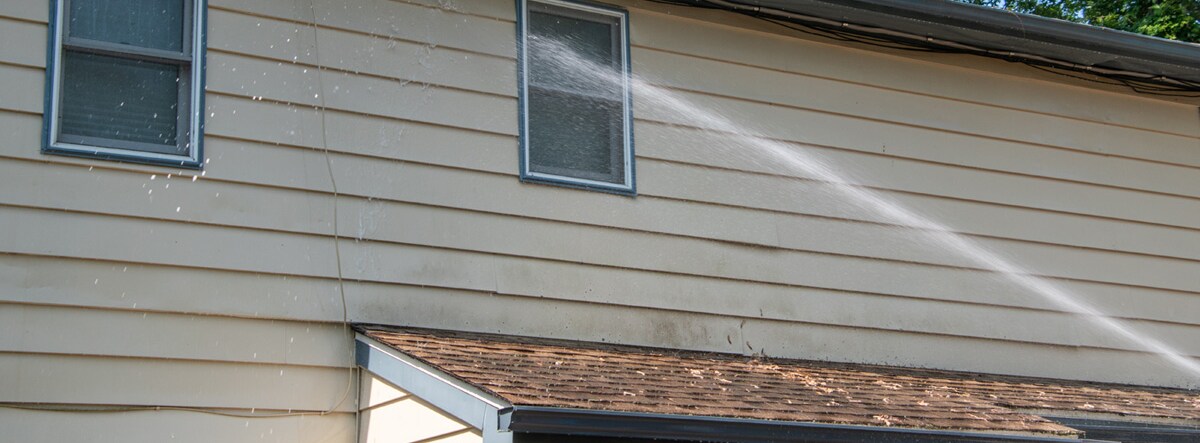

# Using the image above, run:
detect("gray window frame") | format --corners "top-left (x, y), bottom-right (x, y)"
top-left (43, 0), bottom-right (206, 168)
top-left (518, 0), bottom-right (635, 195)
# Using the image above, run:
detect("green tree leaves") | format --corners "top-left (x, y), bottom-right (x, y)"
top-left (959, 0), bottom-right (1200, 42)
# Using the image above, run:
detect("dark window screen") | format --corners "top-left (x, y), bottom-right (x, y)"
top-left (525, 1), bottom-right (627, 186)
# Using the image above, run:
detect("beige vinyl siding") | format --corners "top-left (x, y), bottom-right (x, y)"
top-left (313, 0), bottom-right (1199, 386)
top-left (0, 304), bottom-right (355, 437)
top-left (0, 18), bottom-right (45, 69)
top-left (1, 353), bottom-right (351, 411)
top-left (0, 11), bottom-right (1198, 443)
top-left (0, 64), bottom-right (41, 114)
top-left (0, 274), bottom-right (354, 439)
top-left (0, 3), bottom-right (354, 440)
top-left (334, 240), bottom-right (1200, 356)
top-left (405, 0), bottom-right (1199, 135)
top-left (0, 408), bottom-right (353, 443)
top-left (344, 281), bottom-right (1194, 386)
top-left (2, 0), bottom-right (45, 23)
top-left (635, 55), bottom-right (1200, 198)
top-left (635, 93), bottom-right (1200, 228)
top-left (0, 255), bottom-right (342, 321)
top-left (0, 304), bottom-right (350, 365)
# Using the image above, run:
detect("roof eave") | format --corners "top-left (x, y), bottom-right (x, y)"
top-left (691, 0), bottom-right (1200, 87)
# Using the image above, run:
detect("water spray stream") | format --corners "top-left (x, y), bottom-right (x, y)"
top-left (533, 36), bottom-right (1200, 381)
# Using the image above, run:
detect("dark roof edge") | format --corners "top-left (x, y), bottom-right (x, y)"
top-left (833, 0), bottom-right (1199, 66)
top-left (701, 0), bottom-right (1200, 86)
top-left (504, 406), bottom-right (1108, 443)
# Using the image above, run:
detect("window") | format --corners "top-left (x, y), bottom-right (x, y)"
top-left (43, 0), bottom-right (205, 168)
top-left (518, 0), bottom-right (634, 194)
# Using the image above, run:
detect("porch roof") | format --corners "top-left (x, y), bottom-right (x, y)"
top-left (356, 325), bottom-right (1200, 441)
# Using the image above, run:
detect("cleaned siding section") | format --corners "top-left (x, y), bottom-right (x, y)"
top-left (0, 8), bottom-right (1198, 443)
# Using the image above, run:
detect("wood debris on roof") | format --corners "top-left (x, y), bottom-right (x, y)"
top-left (360, 326), bottom-right (1200, 438)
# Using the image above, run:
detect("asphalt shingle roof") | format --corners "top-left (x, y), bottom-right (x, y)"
top-left (360, 326), bottom-right (1200, 438)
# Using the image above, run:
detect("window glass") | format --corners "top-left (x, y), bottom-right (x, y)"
top-left (46, 0), bottom-right (201, 166)
top-left (59, 52), bottom-right (183, 153)
top-left (528, 88), bottom-right (623, 182)
top-left (522, 0), bottom-right (631, 191)
top-left (528, 7), bottom-right (619, 98)
top-left (69, 0), bottom-right (185, 52)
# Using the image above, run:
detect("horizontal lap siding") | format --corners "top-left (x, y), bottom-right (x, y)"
top-left (634, 91), bottom-right (1200, 229)
top-left (0, 353), bottom-right (354, 411)
top-left (0, 254), bottom-right (343, 321)
top-left (336, 239), bottom-right (1200, 356)
top-left (0, 64), bottom-right (41, 114)
top-left (633, 52), bottom-right (1200, 200)
top-left (1, 0), bottom-right (1198, 400)
top-left (1, 0), bottom-right (45, 23)
top-left (347, 282), bottom-right (1200, 387)
top-left (624, 3), bottom-right (1200, 139)
top-left (611, 6), bottom-right (1199, 388)
top-left (0, 17), bottom-right (45, 68)
top-left (0, 304), bottom-right (351, 366)
top-left (0, 408), bottom-right (354, 443)
top-left (0, 5), bottom-right (355, 440)
top-left (0, 205), bottom-right (338, 277)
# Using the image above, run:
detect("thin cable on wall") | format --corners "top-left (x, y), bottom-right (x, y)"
top-left (308, 0), bottom-right (359, 419)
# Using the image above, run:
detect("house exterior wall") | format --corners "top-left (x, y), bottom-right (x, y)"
top-left (0, 0), bottom-right (1198, 439)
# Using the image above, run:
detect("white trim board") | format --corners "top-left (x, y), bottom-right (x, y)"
top-left (354, 333), bottom-right (513, 442)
